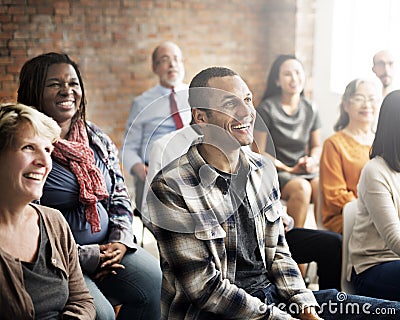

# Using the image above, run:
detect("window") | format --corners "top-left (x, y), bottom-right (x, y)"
top-left (330, 0), bottom-right (400, 93)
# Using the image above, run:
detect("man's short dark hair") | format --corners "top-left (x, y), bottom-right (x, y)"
top-left (188, 67), bottom-right (238, 109)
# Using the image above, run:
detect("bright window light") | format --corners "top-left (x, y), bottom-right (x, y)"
top-left (331, 0), bottom-right (400, 93)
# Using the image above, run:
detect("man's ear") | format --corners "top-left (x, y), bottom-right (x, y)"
top-left (192, 108), bottom-right (208, 124)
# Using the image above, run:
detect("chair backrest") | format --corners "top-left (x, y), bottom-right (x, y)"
top-left (341, 199), bottom-right (357, 293)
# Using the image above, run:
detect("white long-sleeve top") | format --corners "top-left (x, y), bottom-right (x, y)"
top-left (348, 156), bottom-right (400, 280)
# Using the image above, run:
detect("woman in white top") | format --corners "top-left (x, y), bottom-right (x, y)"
top-left (349, 90), bottom-right (400, 300)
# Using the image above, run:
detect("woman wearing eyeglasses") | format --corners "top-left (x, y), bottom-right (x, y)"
top-left (320, 79), bottom-right (380, 233)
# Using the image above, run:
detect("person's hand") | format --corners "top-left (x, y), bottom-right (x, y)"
top-left (100, 242), bottom-right (127, 265)
top-left (131, 162), bottom-right (148, 181)
top-left (281, 213), bottom-right (294, 233)
top-left (298, 307), bottom-right (323, 320)
top-left (303, 156), bottom-right (318, 174)
top-left (92, 243), bottom-right (127, 281)
top-left (289, 160), bottom-right (307, 174)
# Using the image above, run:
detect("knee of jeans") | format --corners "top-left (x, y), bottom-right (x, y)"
top-left (313, 288), bottom-right (340, 303)
top-left (95, 301), bottom-right (115, 320)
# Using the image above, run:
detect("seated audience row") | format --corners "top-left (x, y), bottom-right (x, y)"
top-left (251, 54), bottom-right (387, 237)
top-left (4, 45), bottom-right (396, 318)
top-left (146, 66), bottom-right (400, 319)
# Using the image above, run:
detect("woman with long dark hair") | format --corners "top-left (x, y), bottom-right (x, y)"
top-left (17, 52), bottom-right (161, 319)
top-left (349, 90), bottom-right (400, 300)
top-left (253, 54), bottom-right (321, 227)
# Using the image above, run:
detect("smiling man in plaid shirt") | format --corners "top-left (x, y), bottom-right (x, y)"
top-left (146, 67), bottom-right (400, 320)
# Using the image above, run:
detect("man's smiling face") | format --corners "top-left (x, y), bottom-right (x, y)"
top-left (196, 75), bottom-right (256, 148)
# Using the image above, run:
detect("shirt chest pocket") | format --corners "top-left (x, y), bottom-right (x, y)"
top-left (194, 225), bottom-right (226, 240)
top-left (261, 202), bottom-right (281, 248)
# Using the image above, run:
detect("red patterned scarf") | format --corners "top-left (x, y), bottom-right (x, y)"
top-left (52, 119), bottom-right (109, 233)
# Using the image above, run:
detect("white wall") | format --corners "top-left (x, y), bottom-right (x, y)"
top-left (312, 0), bottom-right (400, 143)
top-left (312, 0), bottom-right (341, 143)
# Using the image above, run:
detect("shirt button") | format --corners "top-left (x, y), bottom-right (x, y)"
top-left (52, 258), bottom-right (57, 265)
top-left (259, 304), bottom-right (267, 312)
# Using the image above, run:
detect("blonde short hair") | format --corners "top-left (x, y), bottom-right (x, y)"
top-left (0, 103), bottom-right (61, 154)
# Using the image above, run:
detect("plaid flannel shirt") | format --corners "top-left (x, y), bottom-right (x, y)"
top-left (147, 144), bottom-right (317, 320)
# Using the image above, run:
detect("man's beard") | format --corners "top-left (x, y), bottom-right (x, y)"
top-left (162, 70), bottom-right (184, 87)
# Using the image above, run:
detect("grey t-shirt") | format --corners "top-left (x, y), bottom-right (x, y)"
top-left (255, 95), bottom-right (321, 168)
top-left (215, 163), bottom-right (270, 294)
top-left (22, 213), bottom-right (68, 319)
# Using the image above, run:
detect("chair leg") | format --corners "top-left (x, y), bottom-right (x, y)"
top-left (134, 208), bottom-right (145, 248)
top-left (303, 263), bottom-right (311, 287)
top-left (140, 224), bottom-right (145, 247)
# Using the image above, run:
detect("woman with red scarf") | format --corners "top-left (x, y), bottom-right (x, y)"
top-left (17, 52), bottom-right (161, 320)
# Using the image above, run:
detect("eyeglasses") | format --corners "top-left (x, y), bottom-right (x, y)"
top-left (155, 56), bottom-right (183, 66)
top-left (350, 95), bottom-right (379, 105)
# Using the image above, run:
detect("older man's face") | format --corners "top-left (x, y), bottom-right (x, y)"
top-left (153, 43), bottom-right (185, 88)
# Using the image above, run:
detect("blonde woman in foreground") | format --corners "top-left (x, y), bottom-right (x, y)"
top-left (0, 103), bottom-right (95, 319)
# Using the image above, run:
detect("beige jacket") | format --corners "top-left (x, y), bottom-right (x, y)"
top-left (0, 204), bottom-right (95, 319)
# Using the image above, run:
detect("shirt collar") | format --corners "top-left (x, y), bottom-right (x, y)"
top-left (187, 144), bottom-right (262, 189)
top-left (157, 83), bottom-right (187, 95)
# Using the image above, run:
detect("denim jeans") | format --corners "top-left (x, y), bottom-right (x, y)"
top-left (85, 246), bottom-right (162, 320)
top-left (254, 284), bottom-right (400, 319)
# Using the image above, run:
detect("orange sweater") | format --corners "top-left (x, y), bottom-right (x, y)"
top-left (320, 131), bottom-right (371, 233)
